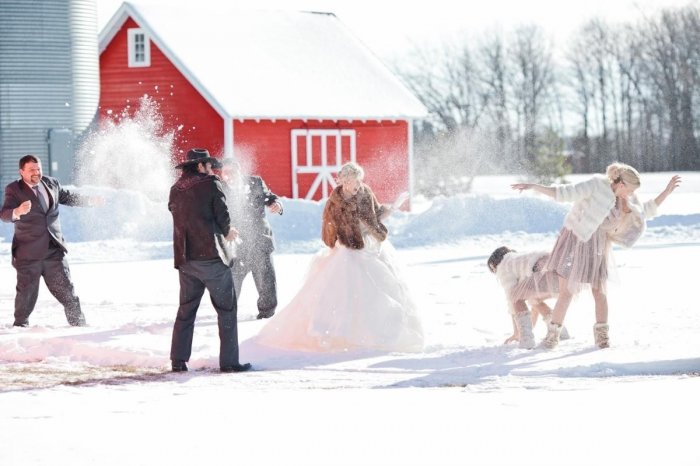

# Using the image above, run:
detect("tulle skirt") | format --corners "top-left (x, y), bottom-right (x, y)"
top-left (508, 267), bottom-right (560, 311)
top-left (256, 236), bottom-right (424, 353)
top-left (544, 208), bottom-right (621, 295)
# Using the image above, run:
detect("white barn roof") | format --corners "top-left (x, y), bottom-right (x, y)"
top-left (99, 2), bottom-right (428, 121)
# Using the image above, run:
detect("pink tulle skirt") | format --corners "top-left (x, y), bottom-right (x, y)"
top-left (508, 267), bottom-right (560, 305)
top-left (545, 227), bottom-right (610, 294)
top-left (544, 207), bottom-right (622, 295)
top-left (544, 207), bottom-right (622, 294)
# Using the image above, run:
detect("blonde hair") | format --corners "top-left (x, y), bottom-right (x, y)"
top-left (606, 162), bottom-right (640, 189)
top-left (337, 161), bottom-right (364, 184)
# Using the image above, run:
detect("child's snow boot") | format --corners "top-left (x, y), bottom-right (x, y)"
top-left (594, 323), bottom-right (610, 349)
top-left (559, 325), bottom-right (571, 340)
top-left (541, 322), bottom-right (562, 349)
top-left (543, 314), bottom-right (570, 341)
top-left (515, 311), bottom-right (535, 349)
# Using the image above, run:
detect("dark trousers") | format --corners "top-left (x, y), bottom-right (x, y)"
top-left (170, 259), bottom-right (240, 368)
top-left (13, 247), bottom-right (85, 326)
top-left (232, 249), bottom-right (278, 316)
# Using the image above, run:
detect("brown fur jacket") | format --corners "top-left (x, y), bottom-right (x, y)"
top-left (322, 184), bottom-right (388, 249)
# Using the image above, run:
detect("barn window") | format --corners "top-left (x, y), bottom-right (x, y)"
top-left (127, 28), bottom-right (151, 67)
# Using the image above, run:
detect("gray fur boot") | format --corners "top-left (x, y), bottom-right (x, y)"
top-left (559, 325), bottom-right (571, 340)
top-left (594, 323), bottom-right (610, 348)
top-left (515, 311), bottom-right (535, 349)
top-left (542, 314), bottom-right (570, 340)
top-left (542, 322), bottom-right (562, 349)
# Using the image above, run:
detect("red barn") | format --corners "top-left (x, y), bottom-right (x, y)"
top-left (98, 2), bottom-right (427, 202)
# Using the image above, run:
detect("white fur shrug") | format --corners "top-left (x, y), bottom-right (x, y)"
top-left (609, 197), bottom-right (658, 248)
top-left (495, 250), bottom-right (549, 293)
top-left (554, 175), bottom-right (658, 245)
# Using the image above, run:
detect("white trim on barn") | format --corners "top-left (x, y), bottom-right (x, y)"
top-left (408, 119), bottom-right (415, 203)
top-left (224, 117), bottom-right (233, 157)
top-left (291, 129), bottom-right (356, 200)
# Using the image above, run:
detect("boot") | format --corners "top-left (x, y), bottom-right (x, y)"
top-left (559, 325), bottom-right (571, 340)
top-left (515, 311), bottom-right (535, 349)
top-left (542, 314), bottom-right (570, 340)
top-left (541, 322), bottom-right (562, 349)
top-left (171, 360), bottom-right (188, 372)
top-left (594, 323), bottom-right (610, 349)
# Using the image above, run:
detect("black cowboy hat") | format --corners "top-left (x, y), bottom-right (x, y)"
top-left (175, 148), bottom-right (220, 169)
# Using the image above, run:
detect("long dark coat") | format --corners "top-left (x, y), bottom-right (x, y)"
top-left (168, 171), bottom-right (234, 268)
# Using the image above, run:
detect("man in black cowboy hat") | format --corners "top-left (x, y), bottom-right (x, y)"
top-left (220, 158), bottom-right (282, 319)
top-left (168, 148), bottom-right (251, 373)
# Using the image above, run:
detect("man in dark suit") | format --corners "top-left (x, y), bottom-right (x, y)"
top-left (0, 155), bottom-right (89, 327)
top-left (221, 158), bottom-right (282, 319)
top-left (168, 148), bottom-right (251, 373)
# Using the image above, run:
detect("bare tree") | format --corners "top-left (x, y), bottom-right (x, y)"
top-left (508, 25), bottom-right (556, 169)
top-left (476, 31), bottom-right (512, 167)
top-left (397, 42), bottom-right (487, 132)
top-left (567, 24), bottom-right (596, 172)
top-left (393, 3), bottom-right (700, 197)
top-left (639, 6), bottom-right (700, 170)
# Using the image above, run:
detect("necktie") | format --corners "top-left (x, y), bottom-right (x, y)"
top-left (33, 185), bottom-right (48, 212)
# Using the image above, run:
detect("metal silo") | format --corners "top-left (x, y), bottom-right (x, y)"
top-left (0, 0), bottom-right (99, 193)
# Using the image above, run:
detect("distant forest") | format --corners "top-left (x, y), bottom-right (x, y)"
top-left (396, 3), bottom-right (700, 195)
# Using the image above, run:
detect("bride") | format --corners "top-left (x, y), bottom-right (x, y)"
top-left (256, 162), bottom-right (424, 352)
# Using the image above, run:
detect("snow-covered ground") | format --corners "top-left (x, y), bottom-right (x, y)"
top-left (1, 171), bottom-right (698, 466)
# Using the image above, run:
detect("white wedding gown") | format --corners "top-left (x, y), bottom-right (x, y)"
top-left (256, 232), bottom-right (424, 353)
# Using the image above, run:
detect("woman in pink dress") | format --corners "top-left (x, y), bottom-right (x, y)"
top-left (512, 163), bottom-right (680, 349)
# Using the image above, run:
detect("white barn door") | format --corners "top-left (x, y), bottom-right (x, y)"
top-left (291, 129), bottom-right (356, 200)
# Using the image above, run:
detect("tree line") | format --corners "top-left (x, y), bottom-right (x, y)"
top-left (396, 3), bottom-right (700, 196)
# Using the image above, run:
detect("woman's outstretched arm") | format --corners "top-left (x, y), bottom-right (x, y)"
top-left (511, 183), bottom-right (556, 199)
top-left (654, 175), bottom-right (682, 207)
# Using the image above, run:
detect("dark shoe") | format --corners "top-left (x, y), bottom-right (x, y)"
top-left (256, 310), bottom-right (275, 319)
top-left (13, 321), bottom-right (28, 328)
top-left (171, 360), bottom-right (188, 372)
top-left (220, 363), bottom-right (252, 373)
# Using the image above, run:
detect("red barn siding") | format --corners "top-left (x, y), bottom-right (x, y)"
top-left (99, 17), bottom-right (412, 201)
top-left (99, 18), bottom-right (223, 163)
top-left (232, 119), bottom-right (409, 203)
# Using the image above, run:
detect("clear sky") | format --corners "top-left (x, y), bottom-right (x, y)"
top-left (97, 0), bottom-right (694, 59)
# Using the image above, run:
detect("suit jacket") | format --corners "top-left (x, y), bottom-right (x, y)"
top-left (225, 175), bottom-right (280, 255)
top-left (0, 176), bottom-right (84, 260)
top-left (169, 171), bottom-right (234, 269)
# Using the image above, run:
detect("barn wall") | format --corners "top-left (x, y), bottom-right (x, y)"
top-left (232, 119), bottom-right (409, 203)
top-left (99, 18), bottom-right (223, 163)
